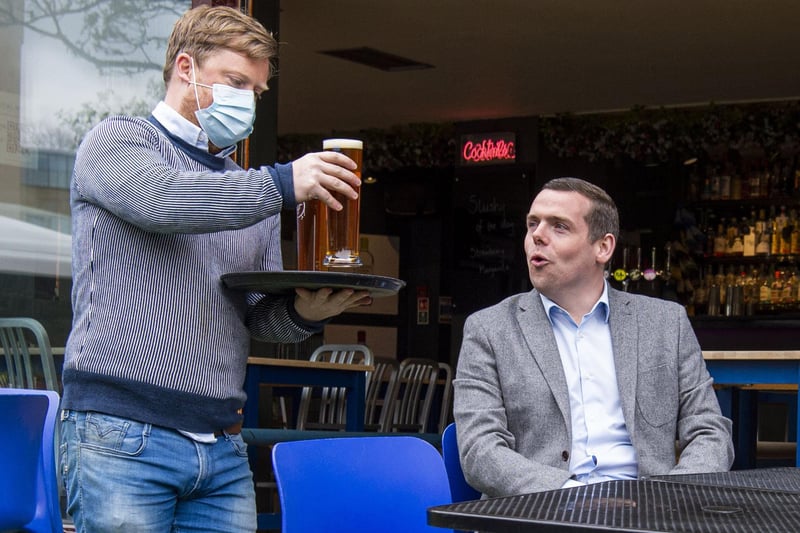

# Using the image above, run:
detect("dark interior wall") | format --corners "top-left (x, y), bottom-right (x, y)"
top-left (349, 166), bottom-right (451, 362)
top-left (249, 0), bottom-right (280, 167)
top-left (536, 151), bottom-right (685, 253)
top-left (444, 118), bottom-right (540, 362)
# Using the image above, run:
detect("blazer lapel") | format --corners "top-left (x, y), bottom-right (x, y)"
top-left (517, 290), bottom-right (572, 430)
top-left (608, 288), bottom-right (638, 435)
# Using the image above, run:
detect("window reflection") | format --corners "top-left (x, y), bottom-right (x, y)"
top-left (0, 0), bottom-right (191, 344)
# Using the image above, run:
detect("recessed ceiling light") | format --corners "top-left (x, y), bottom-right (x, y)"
top-left (319, 46), bottom-right (434, 72)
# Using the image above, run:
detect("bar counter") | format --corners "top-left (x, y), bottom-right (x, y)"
top-left (692, 316), bottom-right (800, 351)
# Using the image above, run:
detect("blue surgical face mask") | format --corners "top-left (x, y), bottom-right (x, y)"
top-left (190, 57), bottom-right (256, 148)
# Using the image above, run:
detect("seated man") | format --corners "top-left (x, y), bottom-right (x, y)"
top-left (453, 177), bottom-right (733, 498)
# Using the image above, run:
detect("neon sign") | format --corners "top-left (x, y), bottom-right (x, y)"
top-left (459, 133), bottom-right (516, 166)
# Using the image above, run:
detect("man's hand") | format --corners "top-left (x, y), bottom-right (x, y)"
top-left (294, 287), bottom-right (372, 322)
top-left (291, 152), bottom-right (361, 211)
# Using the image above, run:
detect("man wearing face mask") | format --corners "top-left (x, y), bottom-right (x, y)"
top-left (59, 6), bottom-right (369, 532)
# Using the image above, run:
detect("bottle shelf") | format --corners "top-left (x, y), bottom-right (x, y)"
top-left (695, 253), bottom-right (800, 265)
top-left (687, 195), bottom-right (800, 210)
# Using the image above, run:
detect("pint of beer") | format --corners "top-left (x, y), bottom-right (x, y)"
top-left (322, 138), bottom-right (363, 268)
top-left (296, 199), bottom-right (327, 271)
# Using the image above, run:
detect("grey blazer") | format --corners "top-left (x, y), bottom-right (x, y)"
top-left (453, 286), bottom-right (734, 498)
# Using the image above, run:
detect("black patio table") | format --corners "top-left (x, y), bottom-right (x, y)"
top-left (427, 469), bottom-right (800, 532)
top-left (649, 466), bottom-right (800, 494)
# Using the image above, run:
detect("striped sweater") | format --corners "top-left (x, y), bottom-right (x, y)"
top-left (62, 114), bottom-right (318, 433)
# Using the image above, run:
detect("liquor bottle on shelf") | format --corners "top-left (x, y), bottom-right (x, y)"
top-left (724, 264), bottom-right (737, 289)
top-left (781, 269), bottom-right (794, 306)
top-left (795, 165), bottom-right (800, 198)
top-left (778, 163), bottom-right (792, 197)
top-left (791, 269), bottom-right (800, 307)
top-left (719, 170), bottom-right (731, 200)
top-left (754, 209), bottom-right (769, 255)
top-left (709, 167), bottom-right (721, 200)
top-left (727, 217), bottom-right (744, 255)
top-left (707, 267), bottom-right (721, 316)
top-left (713, 219), bottom-right (727, 256)
top-left (770, 206), bottom-right (780, 256)
top-left (693, 265), bottom-right (710, 315)
top-left (731, 169), bottom-right (743, 200)
top-left (776, 206), bottom-right (790, 255)
top-left (748, 163), bottom-right (762, 199)
top-left (760, 160), bottom-right (772, 198)
top-left (744, 267), bottom-right (759, 315)
top-left (704, 216), bottom-right (717, 257)
top-left (743, 211), bottom-right (756, 256)
top-left (771, 270), bottom-right (783, 306)
top-left (758, 264), bottom-right (772, 308)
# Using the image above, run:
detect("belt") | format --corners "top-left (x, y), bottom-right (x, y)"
top-left (214, 420), bottom-right (243, 437)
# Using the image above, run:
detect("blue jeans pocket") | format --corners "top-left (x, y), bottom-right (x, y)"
top-left (79, 411), bottom-right (150, 457)
top-left (226, 432), bottom-right (249, 458)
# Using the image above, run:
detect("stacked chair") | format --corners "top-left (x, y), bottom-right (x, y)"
top-left (364, 356), bottom-right (401, 431)
top-left (385, 357), bottom-right (441, 433)
top-left (0, 317), bottom-right (60, 392)
top-left (295, 344), bottom-right (374, 430)
top-left (435, 362), bottom-right (454, 434)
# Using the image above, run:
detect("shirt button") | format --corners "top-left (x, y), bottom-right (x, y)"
top-left (562, 450), bottom-right (569, 461)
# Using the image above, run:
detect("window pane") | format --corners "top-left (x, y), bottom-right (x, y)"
top-left (0, 0), bottom-right (191, 345)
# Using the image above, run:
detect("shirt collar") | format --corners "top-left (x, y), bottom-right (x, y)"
top-left (539, 281), bottom-right (610, 325)
top-left (151, 101), bottom-right (236, 159)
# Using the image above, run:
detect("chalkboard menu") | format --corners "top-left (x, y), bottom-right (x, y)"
top-left (451, 169), bottom-right (534, 313)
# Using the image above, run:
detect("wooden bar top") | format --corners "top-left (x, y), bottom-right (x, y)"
top-left (703, 350), bottom-right (800, 360)
top-left (247, 357), bottom-right (373, 372)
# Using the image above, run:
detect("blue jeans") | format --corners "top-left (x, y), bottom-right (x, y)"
top-left (60, 410), bottom-right (257, 532)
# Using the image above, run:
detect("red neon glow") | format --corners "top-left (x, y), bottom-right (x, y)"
top-left (461, 138), bottom-right (516, 163)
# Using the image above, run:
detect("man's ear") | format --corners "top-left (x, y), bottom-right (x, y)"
top-left (174, 52), bottom-right (193, 84)
top-left (596, 233), bottom-right (616, 265)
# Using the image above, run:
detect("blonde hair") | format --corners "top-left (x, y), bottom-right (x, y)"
top-left (163, 5), bottom-right (277, 85)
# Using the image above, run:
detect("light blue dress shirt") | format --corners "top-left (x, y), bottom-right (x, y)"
top-left (540, 282), bottom-right (638, 485)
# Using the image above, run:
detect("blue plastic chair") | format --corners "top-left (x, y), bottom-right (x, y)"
top-left (272, 436), bottom-right (451, 532)
top-left (442, 423), bottom-right (481, 502)
top-left (0, 388), bottom-right (62, 533)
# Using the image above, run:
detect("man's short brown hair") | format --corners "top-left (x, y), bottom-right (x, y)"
top-left (163, 5), bottom-right (277, 85)
top-left (541, 177), bottom-right (620, 243)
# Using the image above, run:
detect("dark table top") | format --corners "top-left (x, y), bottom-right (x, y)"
top-left (650, 467), bottom-right (800, 494)
top-left (428, 473), bottom-right (800, 532)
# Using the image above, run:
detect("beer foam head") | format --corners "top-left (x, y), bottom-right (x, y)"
top-left (323, 138), bottom-right (363, 150)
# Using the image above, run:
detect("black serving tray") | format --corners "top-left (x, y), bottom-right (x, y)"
top-left (221, 270), bottom-right (405, 298)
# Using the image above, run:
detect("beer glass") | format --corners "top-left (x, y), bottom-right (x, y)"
top-left (296, 199), bottom-right (327, 271)
top-left (322, 138), bottom-right (363, 268)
